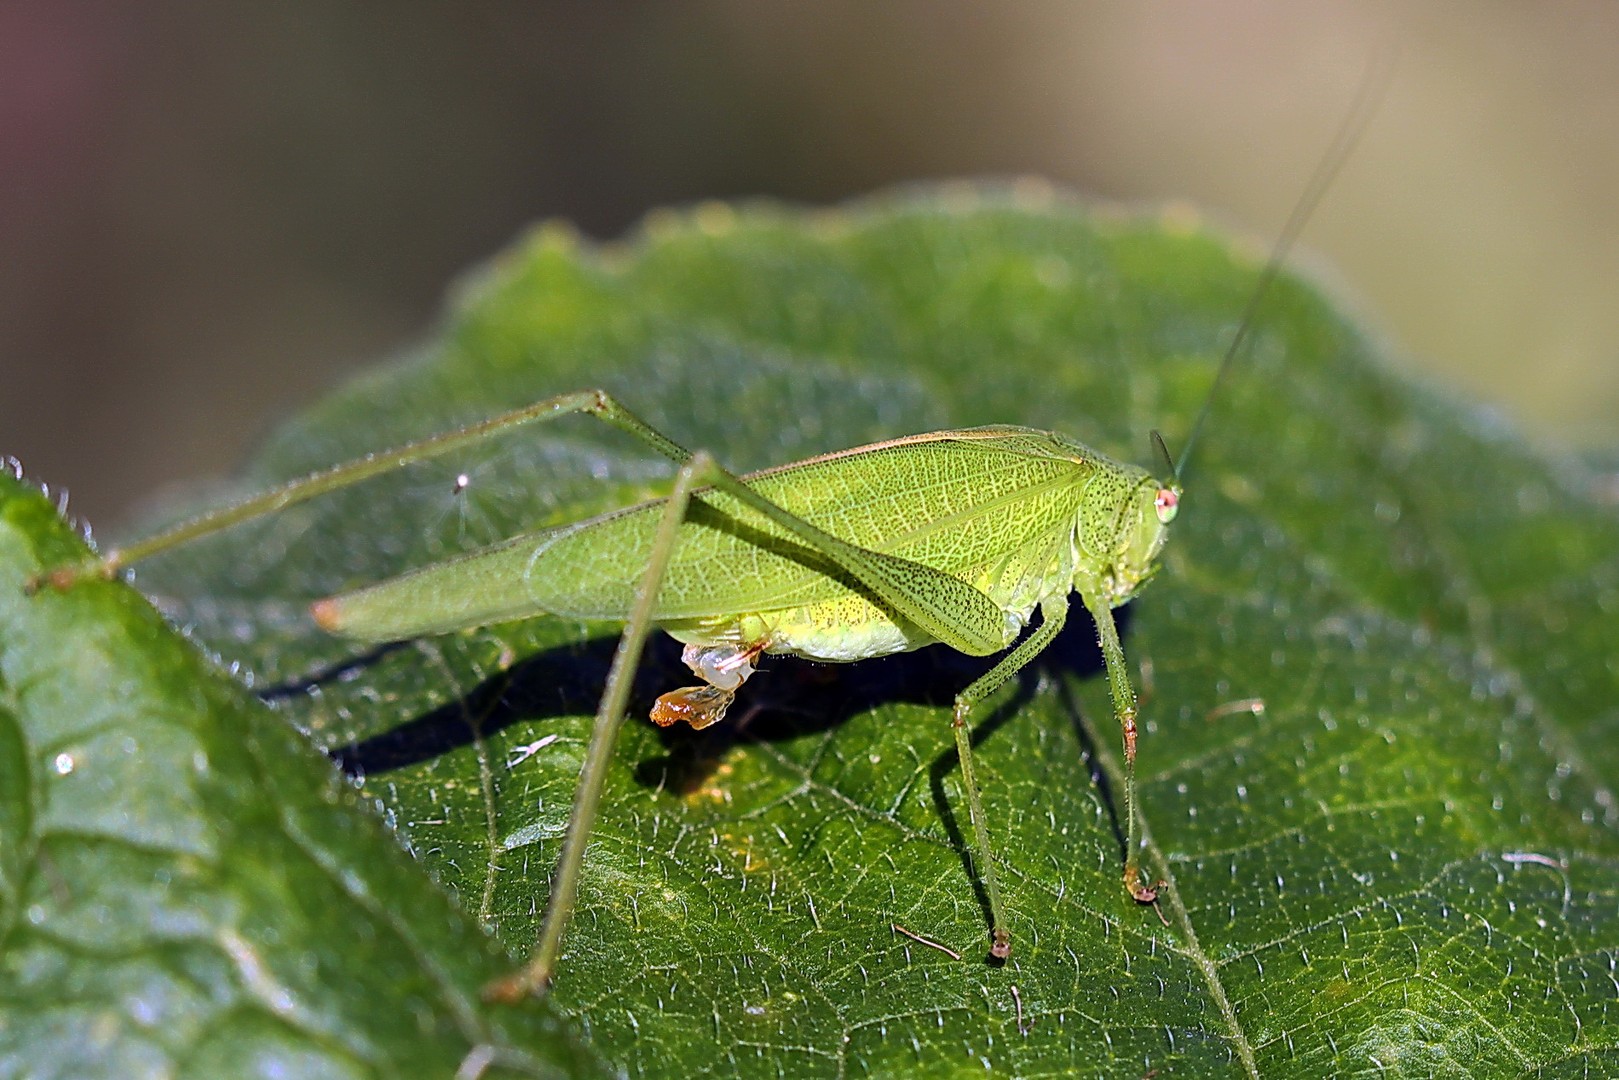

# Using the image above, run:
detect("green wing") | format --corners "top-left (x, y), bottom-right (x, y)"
top-left (318, 429), bottom-right (1111, 640)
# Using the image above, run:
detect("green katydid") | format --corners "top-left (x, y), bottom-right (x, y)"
top-left (34, 71), bottom-right (1386, 1003)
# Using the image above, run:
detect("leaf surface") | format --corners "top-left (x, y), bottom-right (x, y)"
top-left (58, 191), bottom-right (1619, 1077)
top-left (0, 472), bottom-right (604, 1073)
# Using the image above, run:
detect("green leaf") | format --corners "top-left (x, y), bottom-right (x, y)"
top-left (56, 189), bottom-right (1619, 1077)
top-left (0, 485), bottom-right (606, 1071)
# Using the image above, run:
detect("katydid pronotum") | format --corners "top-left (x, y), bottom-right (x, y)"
top-left (32, 73), bottom-right (1385, 1002)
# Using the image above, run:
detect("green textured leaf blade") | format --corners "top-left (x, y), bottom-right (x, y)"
top-left (118, 191), bottom-right (1619, 1077)
top-left (0, 477), bottom-right (605, 1077)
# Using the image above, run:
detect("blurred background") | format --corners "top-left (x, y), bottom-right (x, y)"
top-left (4, 1), bottom-right (1616, 529)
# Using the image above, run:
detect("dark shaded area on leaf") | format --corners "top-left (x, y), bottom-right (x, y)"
top-left (320, 604), bottom-right (1120, 796)
top-left (257, 640), bottom-right (416, 703)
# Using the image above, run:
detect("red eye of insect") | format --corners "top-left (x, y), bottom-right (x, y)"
top-left (1154, 488), bottom-right (1179, 524)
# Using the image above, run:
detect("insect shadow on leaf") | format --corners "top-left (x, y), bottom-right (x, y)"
top-left (304, 602), bottom-right (1121, 932)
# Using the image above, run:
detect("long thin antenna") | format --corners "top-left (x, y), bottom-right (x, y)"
top-left (1174, 51), bottom-right (1395, 484)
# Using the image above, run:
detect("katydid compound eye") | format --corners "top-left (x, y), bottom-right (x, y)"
top-left (1154, 488), bottom-right (1179, 524)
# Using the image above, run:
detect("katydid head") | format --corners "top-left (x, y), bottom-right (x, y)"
top-left (1105, 473), bottom-right (1179, 605)
top-left (1073, 431), bottom-right (1182, 604)
top-left (1096, 430), bottom-right (1179, 603)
